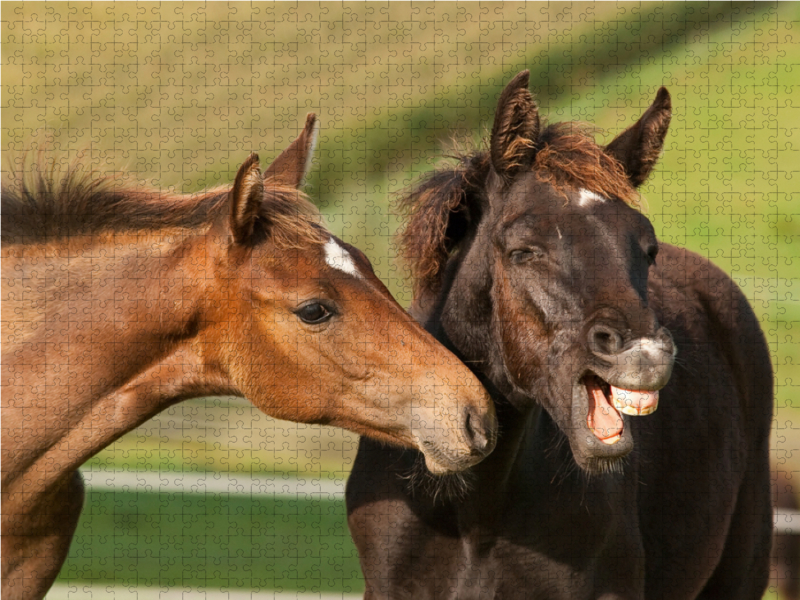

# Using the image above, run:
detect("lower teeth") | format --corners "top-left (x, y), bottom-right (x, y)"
top-left (616, 402), bottom-right (640, 416)
top-left (612, 398), bottom-right (658, 416)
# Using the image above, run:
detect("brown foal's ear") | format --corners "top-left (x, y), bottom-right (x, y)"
top-left (229, 153), bottom-right (264, 245)
top-left (490, 70), bottom-right (540, 179)
top-left (604, 87), bottom-right (672, 188)
top-left (263, 113), bottom-right (320, 188)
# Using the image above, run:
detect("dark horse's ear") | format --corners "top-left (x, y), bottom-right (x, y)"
top-left (229, 153), bottom-right (265, 245)
top-left (490, 70), bottom-right (539, 179)
top-left (604, 88), bottom-right (671, 187)
top-left (263, 113), bottom-right (319, 188)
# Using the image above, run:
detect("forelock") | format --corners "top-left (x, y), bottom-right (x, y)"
top-left (532, 122), bottom-right (640, 207)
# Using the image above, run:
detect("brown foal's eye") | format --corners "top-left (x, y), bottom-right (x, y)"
top-left (295, 302), bottom-right (333, 324)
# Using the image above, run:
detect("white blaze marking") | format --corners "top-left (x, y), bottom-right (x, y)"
top-left (578, 189), bottom-right (606, 206)
top-left (324, 238), bottom-right (361, 277)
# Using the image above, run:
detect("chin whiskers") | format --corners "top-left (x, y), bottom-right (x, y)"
top-left (583, 454), bottom-right (627, 477)
top-left (401, 455), bottom-right (475, 505)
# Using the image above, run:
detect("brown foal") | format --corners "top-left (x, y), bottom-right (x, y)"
top-left (1, 114), bottom-right (497, 599)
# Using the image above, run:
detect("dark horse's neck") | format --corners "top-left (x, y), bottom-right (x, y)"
top-left (422, 323), bottom-right (555, 525)
top-left (411, 250), bottom-right (582, 526)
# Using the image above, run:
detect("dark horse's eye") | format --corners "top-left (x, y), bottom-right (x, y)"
top-left (646, 245), bottom-right (658, 266)
top-left (295, 302), bottom-right (334, 324)
top-left (510, 247), bottom-right (545, 265)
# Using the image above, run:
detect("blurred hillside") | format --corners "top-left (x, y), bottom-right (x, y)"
top-left (3, 1), bottom-right (799, 460)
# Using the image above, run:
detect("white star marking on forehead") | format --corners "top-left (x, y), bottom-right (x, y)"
top-left (324, 238), bottom-right (362, 278)
top-left (578, 189), bottom-right (606, 206)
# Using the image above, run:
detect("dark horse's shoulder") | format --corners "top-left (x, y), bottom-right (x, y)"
top-left (653, 242), bottom-right (743, 298)
top-left (652, 243), bottom-right (766, 339)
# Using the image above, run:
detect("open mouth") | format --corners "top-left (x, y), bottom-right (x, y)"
top-left (583, 374), bottom-right (659, 446)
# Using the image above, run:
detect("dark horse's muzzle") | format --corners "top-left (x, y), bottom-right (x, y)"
top-left (572, 323), bottom-right (675, 457)
top-left (587, 324), bottom-right (675, 391)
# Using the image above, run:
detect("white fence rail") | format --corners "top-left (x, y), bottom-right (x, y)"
top-left (774, 509), bottom-right (800, 534)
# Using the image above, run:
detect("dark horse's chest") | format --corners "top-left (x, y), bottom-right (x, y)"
top-left (349, 432), bottom-right (648, 600)
top-left (455, 487), bottom-right (643, 600)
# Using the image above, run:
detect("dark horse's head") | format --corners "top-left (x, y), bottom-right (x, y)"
top-left (400, 71), bottom-right (676, 474)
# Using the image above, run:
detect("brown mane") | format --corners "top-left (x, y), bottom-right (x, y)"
top-left (1, 159), bottom-right (325, 248)
top-left (398, 122), bottom-right (639, 295)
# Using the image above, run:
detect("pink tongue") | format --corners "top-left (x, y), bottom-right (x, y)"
top-left (586, 382), bottom-right (623, 445)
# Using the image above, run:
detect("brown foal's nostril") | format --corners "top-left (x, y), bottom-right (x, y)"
top-left (463, 406), bottom-right (496, 456)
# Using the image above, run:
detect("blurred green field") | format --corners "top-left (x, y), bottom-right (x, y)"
top-left (59, 488), bottom-right (363, 594)
top-left (4, 2), bottom-right (800, 598)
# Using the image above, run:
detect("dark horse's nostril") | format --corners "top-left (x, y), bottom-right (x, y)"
top-left (463, 407), bottom-right (492, 455)
top-left (589, 324), bottom-right (624, 357)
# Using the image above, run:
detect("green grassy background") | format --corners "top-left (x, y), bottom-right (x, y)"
top-left (4, 3), bottom-right (798, 598)
top-left (58, 398), bottom-right (367, 597)
top-left (61, 488), bottom-right (362, 594)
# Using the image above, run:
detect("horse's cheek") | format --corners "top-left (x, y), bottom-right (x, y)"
top-left (496, 307), bottom-right (540, 390)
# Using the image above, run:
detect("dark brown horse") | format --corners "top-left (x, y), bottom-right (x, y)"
top-left (347, 72), bottom-right (773, 599)
top-left (1, 114), bottom-right (497, 600)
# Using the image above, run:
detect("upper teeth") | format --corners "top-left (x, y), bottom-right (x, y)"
top-left (610, 386), bottom-right (659, 416)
